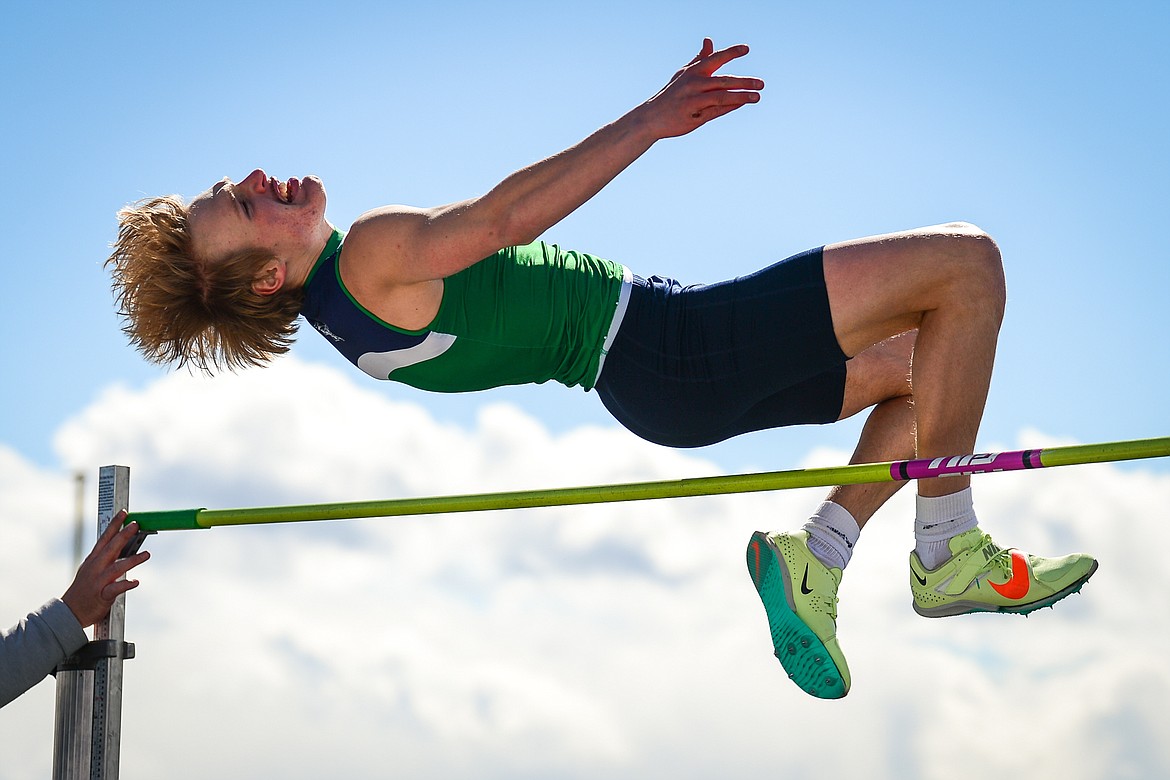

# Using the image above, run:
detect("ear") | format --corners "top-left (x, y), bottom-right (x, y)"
top-left (251, 259), bottom-right (287, 296)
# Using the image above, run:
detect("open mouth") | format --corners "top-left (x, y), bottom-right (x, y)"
top-left (272, 177), bottom-right (299, 204)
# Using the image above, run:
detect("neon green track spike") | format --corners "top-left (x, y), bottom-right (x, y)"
top-left (746, 531), bottom-right (850, 699)
top-left (909, 529), bottom-right (1099, 618)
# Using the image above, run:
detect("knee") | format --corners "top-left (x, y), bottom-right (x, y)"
top-left (936, 222), bottom-right (1006, 321)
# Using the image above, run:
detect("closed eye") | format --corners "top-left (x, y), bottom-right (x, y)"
top-left (230, 188), bottom-right (251, 220)
top-left (220, 180), bottom-right (250, 221)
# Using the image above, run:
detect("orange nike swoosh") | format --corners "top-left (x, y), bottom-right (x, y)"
top-left (989, 551), bottom-right (1031, 600)
top-left (750, 539), bottom-right (762, 584)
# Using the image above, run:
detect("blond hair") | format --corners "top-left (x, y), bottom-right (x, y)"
top-left (106, 196), bottom-right (304, 371)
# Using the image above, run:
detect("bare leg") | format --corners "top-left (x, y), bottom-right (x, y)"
top-left (755, 229), bottom-right (1091, 700)
top-left (825, 332), bottom-right (916, 529)
top-left (823, 223), bottom-right (1005, 501)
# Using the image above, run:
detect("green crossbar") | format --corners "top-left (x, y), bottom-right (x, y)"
top-left (127, 436), bottom-right (1170, 532)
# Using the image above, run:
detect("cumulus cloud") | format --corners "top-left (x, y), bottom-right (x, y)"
top-left (2, 357), bottom-right (1167, 779)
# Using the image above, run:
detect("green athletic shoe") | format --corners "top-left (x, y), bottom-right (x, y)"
top-left (909, 528), bottom-right (1098, 618)
top-left (746, 531), bottom-right (850, 699)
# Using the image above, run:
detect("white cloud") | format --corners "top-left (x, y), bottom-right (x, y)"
top-left (2, 357), bottom-right (1168, 779)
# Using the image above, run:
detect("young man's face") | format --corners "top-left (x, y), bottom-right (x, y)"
top-left (187, 169), bottom-right (329, 266)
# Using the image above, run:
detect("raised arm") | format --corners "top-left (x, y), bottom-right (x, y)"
top-left (345, 39), bottom-right (763, 287)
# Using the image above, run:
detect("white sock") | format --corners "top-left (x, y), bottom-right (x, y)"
top-left (914, 488), bottom-right (979, 569)
top-left (802, 501), bottom-right (861, 571)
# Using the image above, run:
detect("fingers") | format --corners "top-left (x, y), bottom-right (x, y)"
top-left (679, 73), bottom-right (762, 123)
top-left (676, 41), bottom-right (762, 105)
top-left (674, 37), bottom-right (716, 82)
top-left (676, 39), bottom-right (751, 83)
top-left (95, 527), bottom-right (150, 587)
top-left (102, 577), bottom-right (142, 602)
top-left (62, 521), bottom-right (152, 627)
top-left (96, 509), bottom-right (127, 545)
top-left (689, 39), bottom-right (751, 76)
top-left (77, 512), bottom-right (151, 600)
top-left (689, 37), bottom-right (714, 64)
top-left (93, 511), bottom-right (131, 553)
top-left (694, 89), bottom-right (761, 113)
top-left (92, 551), bottom-right (147, 607)
top-left (702, 75), bottom-right (766, 93)
top-left (688, 95), bottom-right (757, 124)
top-left (110, 548), bottom-right (151, 581)
top-left (648, 40), bottom-right (762, 139)
top-left (91, 513), bottom-right (143, 564)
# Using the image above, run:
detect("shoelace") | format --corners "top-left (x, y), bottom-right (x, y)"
top-left (970, 532), bottom-right (1015, 580)
top-left (814, 586), bottom-right (840, 620)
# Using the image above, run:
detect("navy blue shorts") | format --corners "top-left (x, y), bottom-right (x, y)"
top-left (595, 247), bottom-right (848, 448)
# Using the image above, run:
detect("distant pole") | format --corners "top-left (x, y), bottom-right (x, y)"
top-left (72, 472), bottom-right (84, 571)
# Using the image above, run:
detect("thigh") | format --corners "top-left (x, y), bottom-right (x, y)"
top-left (823, 222), bottom-right (999, 357)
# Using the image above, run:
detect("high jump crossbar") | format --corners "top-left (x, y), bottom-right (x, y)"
top-left (126, 436), bottom-right (1170, 533)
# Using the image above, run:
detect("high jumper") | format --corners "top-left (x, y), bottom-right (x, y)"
top-left (106, 39), bottom-right (1096, 699)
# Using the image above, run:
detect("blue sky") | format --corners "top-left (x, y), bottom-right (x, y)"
top-left (2, 2), bottom-right (1170, 778)
top-left (3, 0), bottom-right (1167, 473)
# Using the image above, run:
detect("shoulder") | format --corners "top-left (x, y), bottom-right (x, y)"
top-left (345, 197), bottom-right (516, 286)
top-left (342, 204), bottom-right (451, 287)
top-left (338, 208), bottom-right (446, 328)
top-left (345, 205), bottom-right (427, 264)
top-left (335, 206), bottom-right (422, 293)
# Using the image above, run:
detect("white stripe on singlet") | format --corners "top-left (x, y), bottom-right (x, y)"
top-left (593, 264), bottom-right (633, 385)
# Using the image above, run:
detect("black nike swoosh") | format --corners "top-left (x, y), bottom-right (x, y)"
top-left (914, 570), bottom-right (928, 587)
top-left (800, 564), bottom-right (813, 595)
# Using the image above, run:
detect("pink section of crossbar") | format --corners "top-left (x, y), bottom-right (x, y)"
top-left (890, 448), bottom-right (1044, 481)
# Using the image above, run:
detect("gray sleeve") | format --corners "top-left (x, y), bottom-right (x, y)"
top-left (0, 598), bottom-right (88, 708)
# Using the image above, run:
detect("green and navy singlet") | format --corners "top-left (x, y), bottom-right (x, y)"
top-left (300, 229), bottom-right (632, 393)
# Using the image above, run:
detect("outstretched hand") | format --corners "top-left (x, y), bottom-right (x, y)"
top-left (639, 38), bottom-right (764, 139)
top-left (61, 511), bottom-right (151, 629)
